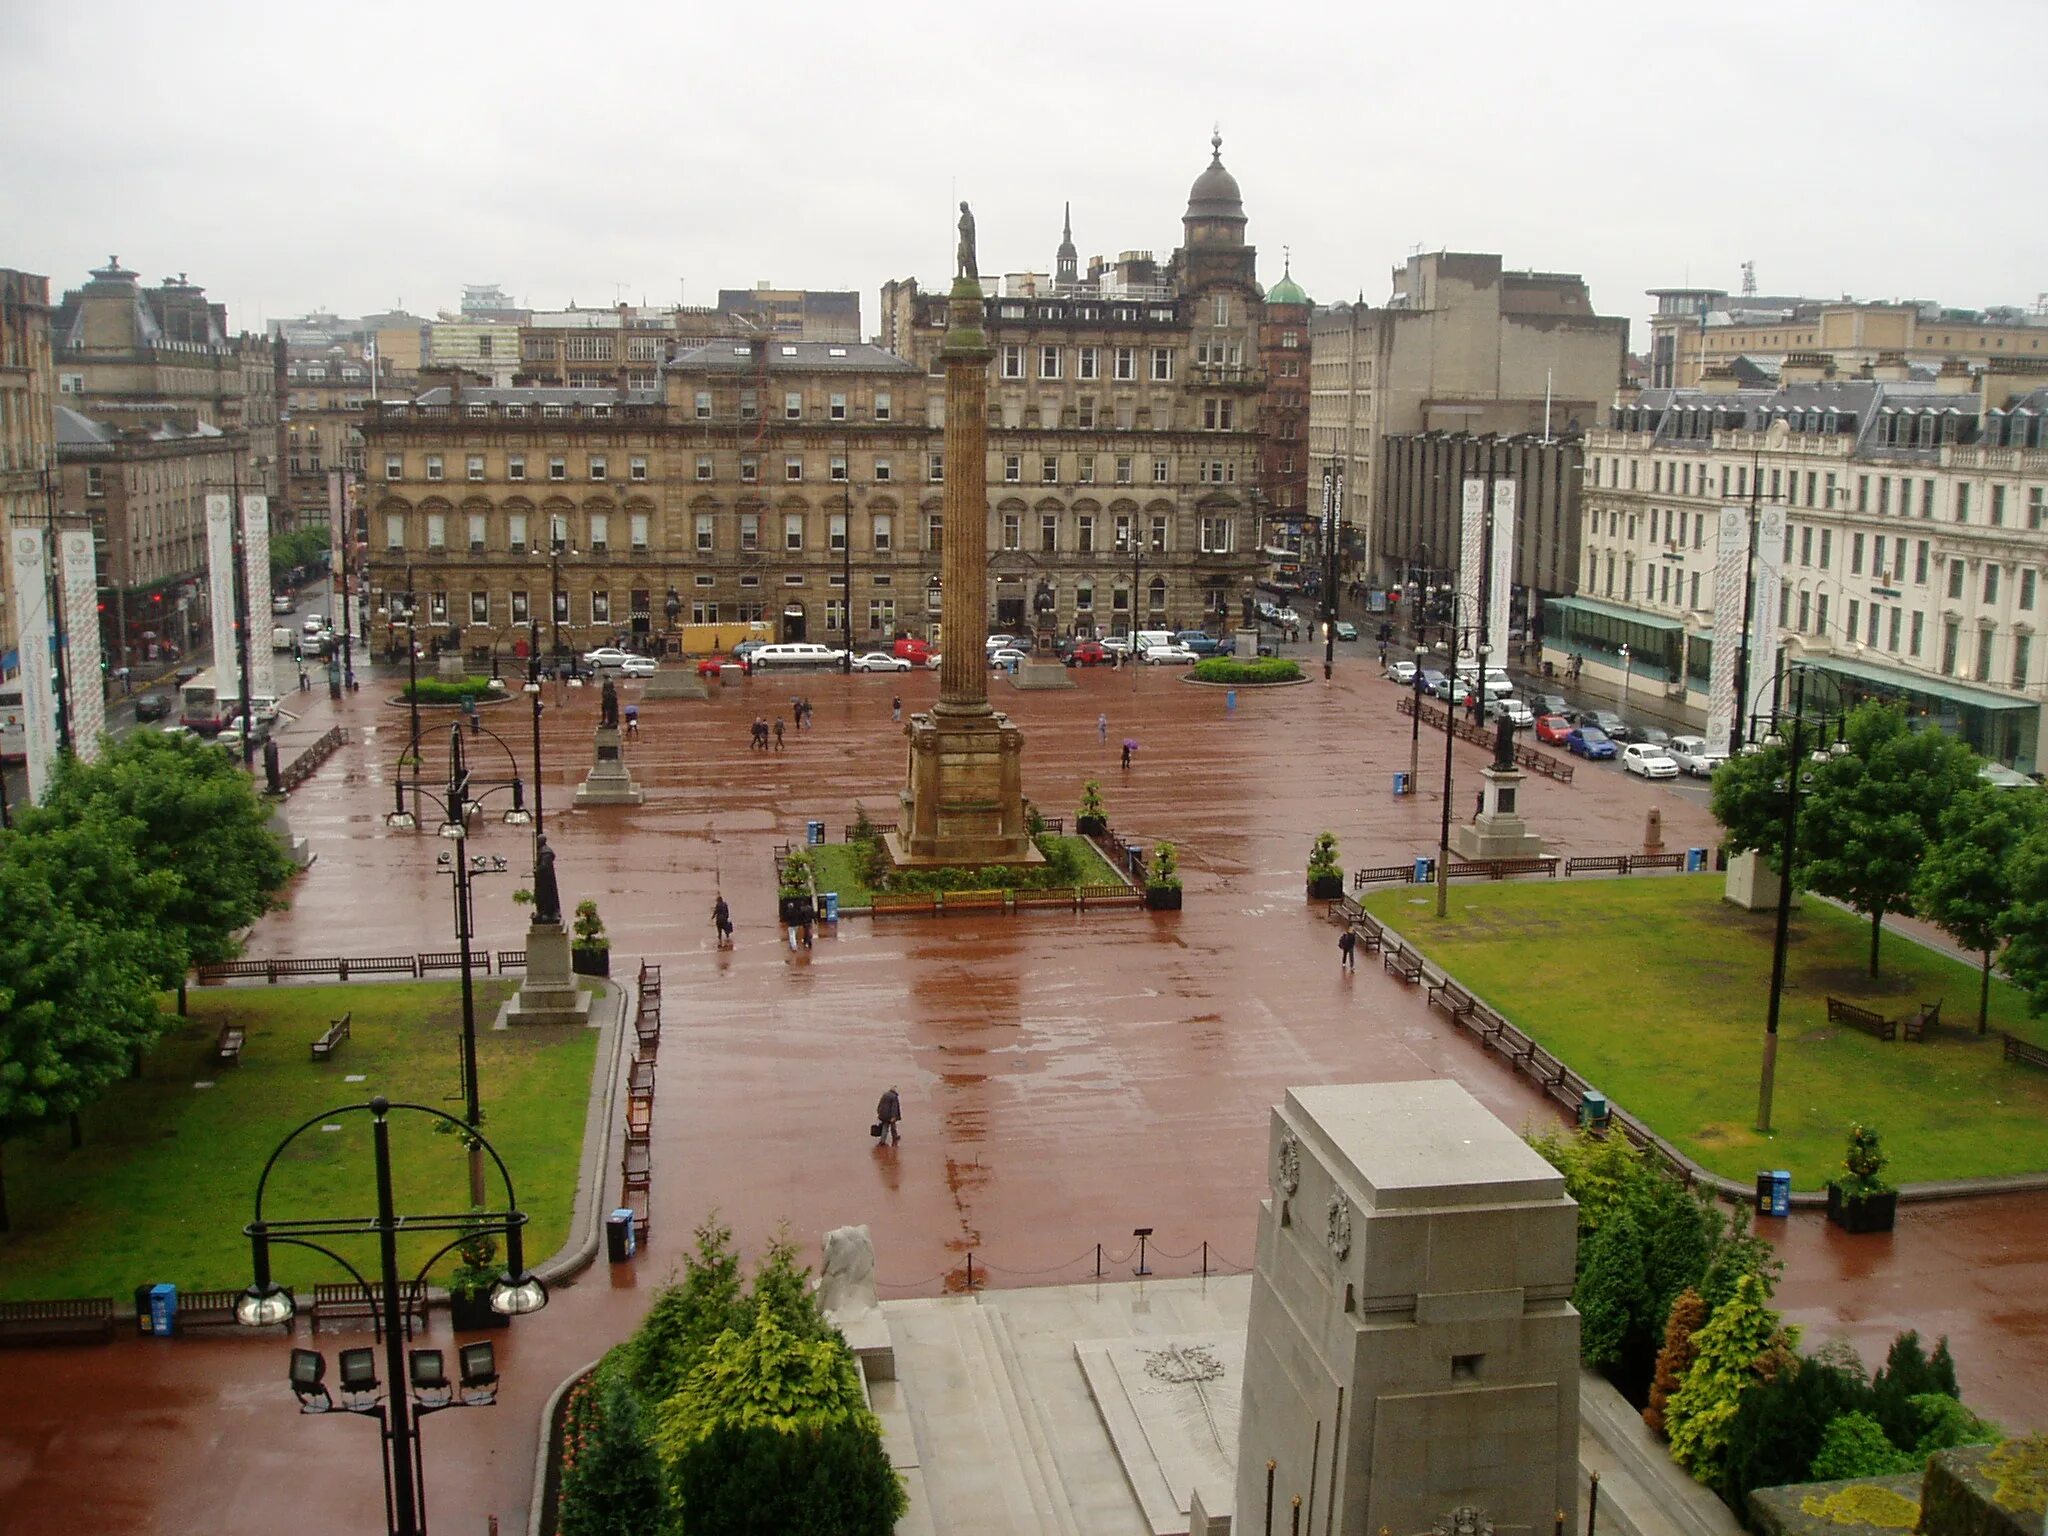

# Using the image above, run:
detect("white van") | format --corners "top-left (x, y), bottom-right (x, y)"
top-left (1132, 630), bottom-right (1175, 654)
top-left (271, 626), bottom-right (296, 652)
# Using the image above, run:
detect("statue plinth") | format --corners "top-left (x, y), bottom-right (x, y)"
top-left (887, 709), bottom-right (1042, 868)
top-left (501, 918), bottom-right (593, 1027)
top-left (575, 725), bottom-right (643, 806)
top-left (1450, 764), bottom-right (1548, 860)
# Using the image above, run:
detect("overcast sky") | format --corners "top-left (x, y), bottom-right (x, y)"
top-left (5, 0), bottom-right (2042, 347)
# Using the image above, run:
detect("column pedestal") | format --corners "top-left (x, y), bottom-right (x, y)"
top-left (1450, 765), bottom-right (1547, 859)
top-left (887, 707), bottom-right (1042, 868)
top-left (575, 725), bottom-right (644, 806)
top-left (501, 919), bottom-right (593, 1027)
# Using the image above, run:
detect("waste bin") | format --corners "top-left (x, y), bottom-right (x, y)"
top-left (1129, 846), bottom-right (1145, 878)
top-left (1686, 846), bottom-right (1707, 873)
top-left (805, 819), bottom-right (825, 846)
top-left (147, 1282), bottom-right (178, 1337)
top-left (1577, 1092), bottom-right (1610, 1131)
top-left (822, 890), bottom-right (839, 922)
top-left (1226, 689), bottom-right (1237, 712)
top-left (1412, 855), bottom-right (1434, 883)
top-left (1393, 772), bottom-right (1411, 797)
top-left (606, 1208), bottom-right (637, 1262)
top-left (132, 1284), bottom-right (156, 1335)
top-left (1769, 1171), bottom-right (1791, 1217)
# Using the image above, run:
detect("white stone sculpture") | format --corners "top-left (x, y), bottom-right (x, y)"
top-left (817, 1223), bottom-right (880, 1317)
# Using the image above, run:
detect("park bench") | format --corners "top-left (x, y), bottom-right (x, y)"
top-left (1519, 749), bottom-right (1574, 783)
top-left (311, 1282), bottom-right (427, 1338)
top-left (1382, 946), bottom-right (1423, 984)
top-left (2002, 1033), bottom-right (2048, 1072)
top-left (1014, 889), bottom-right (1078, 911)
top-left (941, 890), bottom-right (1007, 915)
top-left (0, 1297), bottom-right (116, 1347)
top-left (629, 1057), bottom-right (657, 1101)
top-left (1352, 864), bottom-right (1418, 888)
top-left (1078, 884), bottom-right (1143, 909)
top-left (268, 957), bottom-right (344, 980)
top-left (310, 1012), bottom-right (352, 1062)
top-left (173, 1287), bottom-right (292, 1333)
top-left (494, 950), bottom-right (527, 972)
top-left (1565, 855), bottom-right (1632, 876)
top-left (196, 959), bottom-right (275, 984)
top-left (213, 1023), bottom-right (247, 1067)
top-left (1448, 860), bottom-right (1499, 881)
top-left (621, 1139), bottom-right (651, 1197)
top-left (1826, 996), bottom-right (1897, 1042)
top-left (871, 892), bottom-right (938, 917)
top-left (418, 950), bottom-right (491, 975)
top-left (1328, 895), bottom-right (1365, 924)
top-left (1351, 912), bottom-right (1385, 954)
top-left (1901, 999), bottom-right (1944, 1042)
top-left (339, 955), bottom-right (418, 979)
top-left (625, 1095), bottom-right (652, 1144)
top-left (638, 960), bottom-right (661, 1000)
top-left (1494, 856), bottom-right (1560, 878)
top-left (1426, 979), bottom-right (1479, 1025)
top-left (1470, 1004), bottom-right (1513, 1049)
top-left (635, 1014), bottom-right (661, 1057)
top-left (1633, 852), bottom-right (1687, 871)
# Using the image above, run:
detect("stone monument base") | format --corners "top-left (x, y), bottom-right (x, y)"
top-left (575, 724), bottom-right (644, 806)
top-left (640, 665), bottom-right (708, 701)
top-left (1451, 763), bottom-right (1546, 860)
top-left (887, 706), bottom-right (1042, 868)
top-left (1010, 657), bottom-right (1076, 690)
top-left (500, 919), bottom-right (593, 1027)
top-left (1724, 847), bottom-right (1794, 911)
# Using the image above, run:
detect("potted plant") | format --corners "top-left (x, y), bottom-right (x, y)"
top-left (571, 899), bottom-right (610, 977)
top-left (1306, 831), bottom-right (1345, 901)
top-left (1076, 779), bottom-right (1108, 837)
top-left (1826, 1123), bottom-right (1897, 1233)
top-left (1146, 841), bottom-right (1183, 910)
top-left (446, 1211), bottom-right (509, 1331)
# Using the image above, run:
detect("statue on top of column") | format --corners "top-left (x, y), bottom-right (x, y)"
top-left (956, 202), bottom-right (978, 282)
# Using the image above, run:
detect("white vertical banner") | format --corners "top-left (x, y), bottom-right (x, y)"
top-left (1750, 507), bottom-right (1786, 720)
top-left (58, 530), bottom-right (104, 762)
top-left (10, 526), bottom-right (58, 800)
top-left (1458, 478), bottom-right (1486, 662)
top-left (205, 493), bottom-right (237, 688)
top-left (241, 495), bottom-right (274, 698)
top-left (1487, 477), bottom-right (1516, 662)
top-left (1705, 507), bottom-right (1748, 754)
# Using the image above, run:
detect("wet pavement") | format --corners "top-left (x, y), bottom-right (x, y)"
top-left (1, 647), bottom-right (2042, 1535)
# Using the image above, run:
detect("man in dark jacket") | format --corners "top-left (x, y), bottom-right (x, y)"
top-left (876, 1086), bottom-right (902, 1145)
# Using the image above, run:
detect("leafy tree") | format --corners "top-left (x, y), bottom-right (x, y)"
top-left (1799, 702), bottom-right (1982, 977)
top-left (1665, 1274), bottom-right (1797, 1485)
top-left (1917, 785), bottom-right (2041, 1031)
top-left (1710, 736), bottom-right (1799, 875)
top-left (1999, 820), bottom-right (2048, 1017)
top-left (1905, 1392), bottom-right (1998, 1455)
top-left (1645, 1289), bottom-right (1707, 1438)
top-left (1306, 831), bottom-right (1341, 882)
top-left (1718, 1344), bottom-right (1876, 1509)
top-left (269, 526), bottom-right (331, 585)
top-left (557, 1371), bottom-right (665, 1536)
top-left (629, 1215), bottom-right (746, 1406)
top-left (1809, 1411), bottom-right (1916, 1481)
top-left (1870, 1331), bottom-right (1957, 1448)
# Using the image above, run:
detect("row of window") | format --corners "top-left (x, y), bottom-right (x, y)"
top-left (1592, 455), bottom-right (2047, 529)
top-left (998, 344), bottom-right (1181, 382)
top-left (393, 452), bottom-right (652, 484)
top-left (382, 507), bottom-right (1238, 558)
top-left (385, 448), bottom-right (1249, 490)
top-left (688, 388), bottom-right (895, 423)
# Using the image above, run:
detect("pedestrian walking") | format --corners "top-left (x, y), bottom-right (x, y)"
top-left (892, 695), bottom-right (902, 723)
top-left (1097, 712), bottom-right (1108, 744)
top-left (1338, 928), bottom-right (1358, 972)
top-left (624, 703), bottom-right (639, 739)
top-left (1120, 738), bottom-right (1135, 770)
top-left (773, 717), bottom-right (787, 751)
top-left (873, 1085), bottom-right (902, 1145)
top-left (298, 662), bottom-right (309, 691)
top-left (751, 715), bottom-right (770, 750)
top-left (1473, 789), bottom-right (1484, 822)
top-left (1377, 644), bottom-right (1388, 670)
top-left (711, 895), bottom-right (733, 946)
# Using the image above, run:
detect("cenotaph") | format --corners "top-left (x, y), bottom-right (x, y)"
top-left (1235, 1080), bottom-right (1580, 1534)
top-left (574, 677), bottom-right (644, 807)
top-left (1452, 714), bottom-right (1547, 860)
top-left (887, 204), bottom-right (1039, 867)
top-left (503, 835), bottom-right (592, 1026)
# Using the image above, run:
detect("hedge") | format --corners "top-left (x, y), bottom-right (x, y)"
top-left (1189, 658), bottom-right (1304, 685)
top-left (400, 677), bottom-right (502, 702)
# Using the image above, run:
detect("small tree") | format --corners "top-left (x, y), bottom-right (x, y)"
top-left (1870, 1330), bottom-right (1956, 1449)
top-left (1148, 842), bottom-right (1181, 891)
top-left (778, 849), bottom-right (814, 901)
top-left (1645, 1289), bottom-right (1707, 1438)
top-left (1665, 1273), bottom-right (1797, 1485)
top-left (1833, 1124), bottom-right (1893, 1201)
top-left (1076, 779), bottom-right (1107, 832)
top-left (1998, 819), bottom-right (2048, 1017)
top-left (629, 1215), bottom-right (746, 1406)
top-left (1710, 737), bottom-right (1800, 877)
top-left (572, 899), bottom-right (609, 955)
top-left (1306, 832), bottom-right (1341, 881)
top-left (1916, 784), bottom-right (2039, 1031)
top-left (1808, 1411), bottom-right (1915, 1481)
top-left (1717, 1343), bottom-right (1875, 1508)
top-left (557, 1371), bottom-right (665, 1536)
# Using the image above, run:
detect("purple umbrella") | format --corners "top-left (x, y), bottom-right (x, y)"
top-left (1122, 738), bottom-right (1140, 752)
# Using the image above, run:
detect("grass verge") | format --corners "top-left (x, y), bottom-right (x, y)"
top-left (1361, 875), bottom-right (2048, 1187)
top-left (807, 834), bottom-right (1123, 907)
top-left (0, 981), bottom-right (598, 1300)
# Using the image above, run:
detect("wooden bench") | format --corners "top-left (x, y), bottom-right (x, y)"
top-left (1494, 856), bottom-right (1560, 878)
top-left (269, 957), bottom-right (344, 981)
top-left (339, 955), bottom-right (418, 979)
top-left (1826, 996), bottom-right (1897, 1042)
top-left (174, 1286), bottom-right (293, 1333)
top-left (1901, 999), bottom-right (1943, 1042)
top-left (1078, 884), bottom-right (1143, 909)
top-left (1382, 946), bottom-right (1423, 984)
top-left (1351, 912), bottom-right (1385, 954)
top-left (0, 1297), bottom-right (116, 1347)
top-left (1633, 852), bottom-right (1687, 871)
top-left (871, 892), bottom-right (938, 917)
top-left (634, 1015), bottom-right (661, 1056)
top-left (418, 950), bottom-right (491, 975)
top-left (941, 890), bottom-right (1008, 914)
top-left (2003, 1033), bottom-right (2048, 1072)
top-left (1565, 855), bottom-right (1632, 876)
top-left (311, 1281), bottom-right (428, 1338)
top-left (1426, 979), bottom-right (1478, 1024)
top-left (628, 1058), bottom-right (656, 1101)
top-left (1353, 864), bottom-right (1419, 888)
top-left (1328, 895), bottom-right (1364, 924)
top-left (213, 1023), bottom-right (247, 1067)
top-left (638, 960), bottom-right (661, 995)
top-left (310, 1012), bottom-right (351, 1061)
top-left (621, 1139), bottom-right (651, 1195)
top-left (1013, 889), bottom-right (1078, 910)
top-left (195, 959), bottom-right (274, 984)
top-left (625, 1096), bottom-right (652, 1143)
top-left (494, 950), bottom-right (527, 972)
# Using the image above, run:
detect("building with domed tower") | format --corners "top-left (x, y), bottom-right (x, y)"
top-left (1258, 257), bottom-right (1312, 566)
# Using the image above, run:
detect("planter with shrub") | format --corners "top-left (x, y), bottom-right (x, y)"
top-left (1825, 1123), bottom-right (1897, 1234)
top-left (1146, 841), bottom-right (1183, 910)
top-left (1076, 779), bottom-right (1108, 836)
top-left (571, 899), bottom-right (610, 977)
top-left (1306, 831), bottom-right (1344, 900)
top-left (446, 1212), bottom-right (510, 1331)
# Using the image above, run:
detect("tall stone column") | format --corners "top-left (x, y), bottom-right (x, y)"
top-left (936, 279), bottom-right (991, 714)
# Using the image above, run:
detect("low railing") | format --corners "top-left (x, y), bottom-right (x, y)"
top-left (1396, 694), bottom-right (1575, 782)
top-left (277, 726), bottom-right (346, 794)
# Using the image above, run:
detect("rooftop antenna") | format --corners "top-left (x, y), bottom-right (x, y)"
top-left (1741, 260), bottom-right (1757, 297)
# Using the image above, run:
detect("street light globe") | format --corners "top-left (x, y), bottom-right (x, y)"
top-left (236, 1282), bottom-right (296, 1328)
top-left (488, 1271), bottom-right (548, 1316)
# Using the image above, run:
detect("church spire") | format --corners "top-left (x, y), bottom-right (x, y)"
top-left (1055, 200), bottom-right (1078, 286)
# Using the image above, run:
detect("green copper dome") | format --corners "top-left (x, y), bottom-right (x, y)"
top-left (1267, 272), bottom-right (1309, 307)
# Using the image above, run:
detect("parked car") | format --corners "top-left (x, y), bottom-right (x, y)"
top-left (271, 595), bottom-right (295, 616)
top-left (1577, 709), bottom-right (1629, 741)
top-left (1333, 620), bottom-right (1359, 642)
top-left (1388, 660), bottom-right (1418, 685)
top-left (851, 651), bottom-right (911, 672)
top-left (923, 651), bottom-right (943, 669)
top-left (1621, 743), bottom-right (1680, 779)
top-left (581, 646), bottom-right (637, 670)
top-left (891, 637), bottom-right (934, 664)
top-left (271, 626), bottom-right (296, 652)
top-left (988, 647), bottom-right (1028, 669)
top-left (133, 691), bottom-right (173, 722)
top-left (1666, 735), bottom-right (1728, 778)
top-left (1534, 714), bottom-right (1574, 746)
top-left (696, 653), bottom-right (749, 677)
top-left (1065, 639), bottom-right (1110, 667)
top-left (1457, 669), bottom-right (1514, 699)
top-left (751, 643), bottom-right (848, 668)
top-left (1421, 668), bottom-right (1452, 699)
top-left (1485, 697), bottom-right (1536, 729)
top-left (732, 639), bottom-right (769, 662)
top-left (1100, 635), bottom-right (1132, 656)
top-left (615, 656), bottom-right (657, 678)
top-left (1175, 630), bottom-right (1226, 656)
top-left (1531, 693), bottom-right (1571, 719)
top-left (1141, 643), bottom-right (1199, 666)
top-left (1566, 726), bottom-right (1618, 760)
top-left (984, 634), bottom-right (1021, 655)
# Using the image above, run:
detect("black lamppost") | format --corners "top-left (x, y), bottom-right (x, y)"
top-left (235, 1095), bottom-right (546, 1536)
top-left (1410, 652), bottom-right (1427, 782)
top-left (523, 605), bottom-right (546, 863)
top-left (1320, 463), bottom-right (1344, 682)
top-left (841, 451), bottom-right (855, 673)
top-left (1418, 592), bottom-right (1486, 919)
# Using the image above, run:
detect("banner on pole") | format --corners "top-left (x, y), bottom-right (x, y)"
top-left (1488, 478), bottom-right (1516, 664)
top-left (1458, 478), bottom-right (1486, 662)
top-left (1750, 508), bottom-right (1785, 720)
top-left (241, 495), bottom-right (274, 698)
top-left (206, 493), bottom-right (237, 689)
top-left (9, 525), bottom-right (57, 800)
top-left (58, 529), bottom-right (104, 762)
top-left (1705, 507), bottom-right (1747, 754)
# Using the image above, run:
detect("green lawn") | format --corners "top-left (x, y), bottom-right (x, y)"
top-left (807, 835), bottom-right (1123, 908)
top-left (0, 981), bottom-right (599, 1301)
top-left (1362, 876), bottom-right (2048, 1187)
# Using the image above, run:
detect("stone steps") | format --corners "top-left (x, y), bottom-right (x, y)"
top-left (977, 1305), bottom-right (1083, 1536)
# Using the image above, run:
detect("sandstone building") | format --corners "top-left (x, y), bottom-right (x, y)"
top-left (1, 269), bottom-right (55, 685)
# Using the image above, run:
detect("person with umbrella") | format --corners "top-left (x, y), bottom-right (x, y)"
top-left (1121, 737), bottom-right (1137, 770)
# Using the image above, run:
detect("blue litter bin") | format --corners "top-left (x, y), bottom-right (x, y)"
top-left (1412, 855), bottom-right (1434, 883)
top-left (1129, 846), bottom-right (1144, 878)
top-left (1393, 772), bottom-right (1411, 796)
top-left (805, 819), bottom-right (824, 846)
top-left (1769, 1170), bottom-right (1791, 1217)
top-left (607, 1208), bottom-right (637, 1262)
top-left (822, 890), bottom-right (839, 922)
top-left (1226, 689), bottom-right (1237, 712)
top-left (1578, 1092), bottom-right (1610, 1131)
top-left (1686, 846), bottom-right (1707, 873)
top-left (147, 1283), bottom-right (178, 1337)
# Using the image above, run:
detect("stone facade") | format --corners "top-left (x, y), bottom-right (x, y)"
top-left (1256, 261), bottom-right (1312, 562)
top-left (1, 268), bottom-right (54, 682)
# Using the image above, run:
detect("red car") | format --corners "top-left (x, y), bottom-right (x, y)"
top-left (892, 637), bottom-right (934, 664)
top-left (696, 653), bottom-right (750, 677)
top-left (1064, 639), bottom-right (1109, 667)
top-left (1534, 714), bottom-right (1573, 746)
